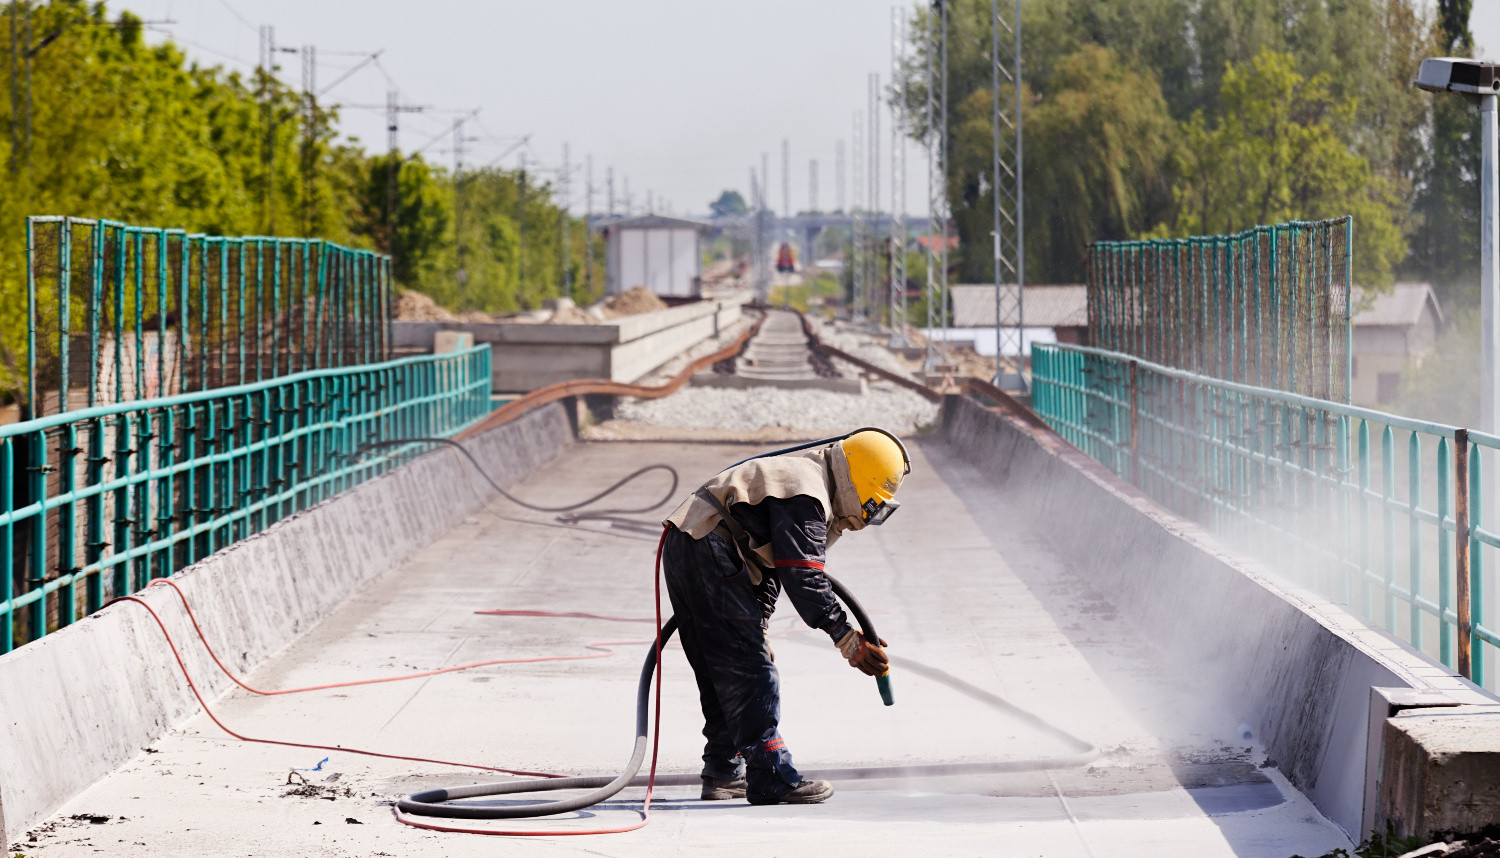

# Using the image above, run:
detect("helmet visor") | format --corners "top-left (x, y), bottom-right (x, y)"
top-left (862, 498), bottom-right (900, 526)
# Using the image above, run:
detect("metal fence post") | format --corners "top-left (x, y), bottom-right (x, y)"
top-left (1457, 428), bottom-right (1473, 679)
top-left (1129, 359), bottom-right (1140, 486)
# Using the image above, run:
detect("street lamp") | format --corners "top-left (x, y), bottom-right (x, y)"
top-left (1414, 57), bottom-right (1500, 434)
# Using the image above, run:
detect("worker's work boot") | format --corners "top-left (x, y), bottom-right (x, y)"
top-left (700, 776), bottom-right (748, 800)
top-left (746, 779), bottom-right (834, 806)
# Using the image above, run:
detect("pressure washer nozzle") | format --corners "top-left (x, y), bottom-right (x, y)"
top-left (876, 672), bottom-right (894, 706)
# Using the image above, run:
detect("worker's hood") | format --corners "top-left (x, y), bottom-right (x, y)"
top-left (665, 443), bottom-right (865, 577)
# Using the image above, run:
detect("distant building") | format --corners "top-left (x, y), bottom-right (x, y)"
top-left (600, 215), bottom-right (709, 299)
top-left (949, 284), bottom-right (1088, 344)
top-left (1351, 282), bottom-right (1443, 407)
top-left (950, 282), bottom-right (1441, 407)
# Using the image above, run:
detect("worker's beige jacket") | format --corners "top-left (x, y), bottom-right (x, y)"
top-left (664, 443), bottom-right (866, 584)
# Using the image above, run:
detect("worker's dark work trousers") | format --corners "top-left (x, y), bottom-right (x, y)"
top-left (662, 526), bottom-right (802, 799)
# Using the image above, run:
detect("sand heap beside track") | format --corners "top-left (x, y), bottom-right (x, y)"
top-left (393, 290), bottom-right (457, 322)
top-left (601, 286), bottom-right (669, 318)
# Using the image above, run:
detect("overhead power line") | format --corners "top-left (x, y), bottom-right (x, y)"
top-left (214, 0), bottom-right (257, 33)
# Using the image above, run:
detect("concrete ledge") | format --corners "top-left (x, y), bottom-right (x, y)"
top-left (394, 300), bottom-right (743, 392)
top-left (939, 394), bottom-right (1493, 841)
top-left (0, 403), bottom-right (574, 846)
top-left (1379, 705), bottom-right (1500, 838)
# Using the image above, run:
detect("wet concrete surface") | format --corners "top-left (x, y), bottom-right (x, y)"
top-left (16, 439), bottom-right (1353, 857)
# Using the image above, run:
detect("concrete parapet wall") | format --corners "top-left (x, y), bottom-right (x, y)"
top-left (0, 403), bottom-right (574, 845)
top-left (394, 300), bottom-right (743, 392)
top-left (939, 394), bottom-right (1494, 841)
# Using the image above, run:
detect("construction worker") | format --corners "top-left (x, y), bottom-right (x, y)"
top-left (661, 428), bottom-right (908, 806)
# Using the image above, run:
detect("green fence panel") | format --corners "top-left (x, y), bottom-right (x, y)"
top-left (24, 217), bottom-right (392, 419)
top-left (1033, 341), bottom-right (1498, 690)
top-left (0, 344), bottom-right (491, 653)
top-left (1087, 217), bottom-right (1352, 403)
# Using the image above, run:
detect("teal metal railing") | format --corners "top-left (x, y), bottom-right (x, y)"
top-left (24, 216), bottom-right (391, 418)
top-left (1033, 341), bottom-right (1495, 689)
top-left (1, 344), bottom-right (491, 652)
top-left (1087, 217), bottom-right (1352, 402)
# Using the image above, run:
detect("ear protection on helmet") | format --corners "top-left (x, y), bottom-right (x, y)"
top-left (724, 427), bottom-right (911, 525)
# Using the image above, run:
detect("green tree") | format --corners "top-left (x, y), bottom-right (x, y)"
top-left (1408, 0), bottom-right (1479, 301)
top-left (1161, 50), bottom-right (1404, 288)
top-left (351, 153), bottom-right (448, 288)
top-left (710, 190), bottom-right (748, 217)
top-left (1014, 46), bottom-right (1177, 283)
top-left (896, 0), bottom-right (1431, 286)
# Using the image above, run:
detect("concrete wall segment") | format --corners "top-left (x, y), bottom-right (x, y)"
top-left (0, 403), bottom-right (574, 846)
top-left (938, 393), bottom-right (1491, 840)
top-left (1379, 705), bottom-right (1500, 837)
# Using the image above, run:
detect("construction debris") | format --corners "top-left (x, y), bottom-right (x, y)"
top-left (393, 290), bottom-right (457, 322)
top-left (601, 286), bottom-right (669, 318)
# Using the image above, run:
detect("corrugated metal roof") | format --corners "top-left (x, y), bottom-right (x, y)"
top-left (951, 282), bottom-right (1442, 331)
top-left (603, 214), bottom-right (711, 231)
top-left (950, 284), bottom-right (1086, 328)
top-left (1352, 282), bottom-right (1443, 328)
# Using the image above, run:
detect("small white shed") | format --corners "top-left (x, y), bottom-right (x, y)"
top-left (602, 215), bottom-right (707, 298)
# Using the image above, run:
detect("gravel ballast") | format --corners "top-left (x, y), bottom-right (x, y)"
top-left (615, 383), bottom-right (938, 435)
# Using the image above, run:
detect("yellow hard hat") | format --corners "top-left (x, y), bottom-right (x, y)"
top-left (839, 428), bottom-right (910, 525)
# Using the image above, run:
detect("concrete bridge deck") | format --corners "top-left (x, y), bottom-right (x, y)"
top-left (16, 438), bottom-right (1351, 857)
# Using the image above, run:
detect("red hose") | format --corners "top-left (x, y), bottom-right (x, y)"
top-left (114, 593), bottom-right (563, 779)
top-left (146, 579), bottom-right (620, 696)
top-left (115, 526), bottom-right (674, 836)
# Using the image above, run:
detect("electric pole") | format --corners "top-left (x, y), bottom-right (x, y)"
top-left (836, 140), bottom-right (846, 213)
top-left (8, 1), bottom-right (32, 174)
top-left (453, 115), bottom-right (468, 303)
top-left (869, 72), bottom-right (881, 327)
top-left (926, 0), bottom-right (950, 371)
top-left (585, 154), bottom-right (595, 296)
top-left (890, 7), bottom-right (910, 347)
top-left (560, 143), bottom-right (572, 296)
top-left (992, 0), bottom-right (1025, 389)
top-left (301, 43), bottom-right (317, 236)
top-left (852, 111), bottom-right (864, 321)
top-left (381, 89), bottom-right (426, 281)
top-left (517, 152), bottom-right (528, 295)
top-left (782, 138), bottom-right (791, 218)
top-left (809, 158), bottom-right (819, 213)
top-left (260, 25), bottom-right (276, 233)
top-left (607, 166), bottom-right (615, 217)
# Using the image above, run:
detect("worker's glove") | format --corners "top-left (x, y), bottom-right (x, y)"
top-left (836, 629), bottom-right (889, 677)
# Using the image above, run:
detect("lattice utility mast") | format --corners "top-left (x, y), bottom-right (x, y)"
top-left (925, 0), bottom-right (950, 370)
top-left (851, 111), bottom-right (865, 321)
top-left (585, 154), bottom-right (594, 294)
top-left (868, 72), bottom-right (881, 328)
top-left (809, 159), bottom-right (819, 212)
top-left (991, 0), bottom-right (1025, 389)
top-left (836, 140), bottom-right (846, 212)
top-left (782, 139), bottom-right (791, 218)
top-left (559, 143), bottom-right (572, 295)
top-left (889, 8), bottom-right (910, 347)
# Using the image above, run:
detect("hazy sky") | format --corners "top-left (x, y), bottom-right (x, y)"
top-left (119, 0), bottom-right (912, 219)
top-left (117, 2), bottom-right (1500, 219)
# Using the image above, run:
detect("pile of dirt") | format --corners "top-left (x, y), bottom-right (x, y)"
top-left (547, 302), bottom-right (598, 325)
top-left (946, 345), bottom-right (997, 379)
top-left (393, 290), bottom-right (456, 322)
top-left (602, 286), bottom-right (669, 318)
